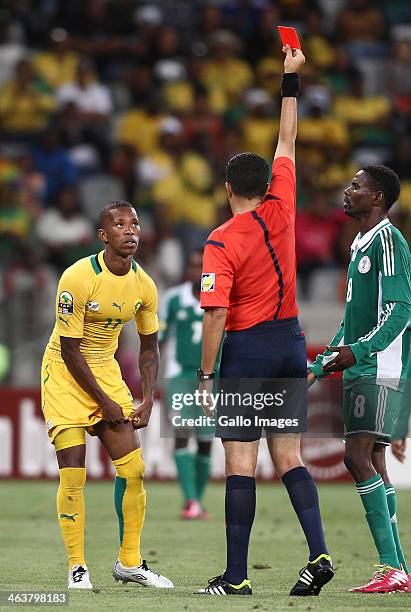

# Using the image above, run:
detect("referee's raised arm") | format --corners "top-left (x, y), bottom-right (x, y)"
top-left (274, 45), bottom-right (305, 164)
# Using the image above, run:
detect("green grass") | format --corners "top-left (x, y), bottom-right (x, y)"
top-left (1, 481), bottom-right (411, 611)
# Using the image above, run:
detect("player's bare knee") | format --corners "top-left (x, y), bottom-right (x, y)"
top-left (272, 454), bottom-right (304, 479)
top-left (344, 448), bottom-right (373, 481)
top-left (56, 445), bottom-right (86, 469)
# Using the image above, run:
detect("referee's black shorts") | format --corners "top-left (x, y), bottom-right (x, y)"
top-left (216, 317), bottom-right (307, 441)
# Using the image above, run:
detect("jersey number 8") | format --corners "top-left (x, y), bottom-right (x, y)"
top-left (346, 278), bottom-right (352, 303)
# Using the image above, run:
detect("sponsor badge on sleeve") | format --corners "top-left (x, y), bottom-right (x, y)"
top-left (58, 291), bottom-right (74, 315)
top-left (201, 273), bottom-right (215, 292)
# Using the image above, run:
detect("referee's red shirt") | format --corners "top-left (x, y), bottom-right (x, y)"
top-left (200, 156), bottom-right (298, 331)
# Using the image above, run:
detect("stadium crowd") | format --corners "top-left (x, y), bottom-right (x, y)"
top-left (1, 0), bottom-right (411, 385)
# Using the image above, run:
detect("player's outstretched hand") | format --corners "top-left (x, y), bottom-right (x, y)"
top-left (307, 369), bottom-right (316, 388)
top-left (130, 400), bottom-right (153, 429)
top-left (198, 379), bottom-right (215, 418)
top-left (391, 438), bottom-right (407, 463)
top-left (322, 345), bottom-right (356, 373)
top-left (283, 45), bottom-right (305, 73)
top-left (101, 398), bottom-right (129, 424)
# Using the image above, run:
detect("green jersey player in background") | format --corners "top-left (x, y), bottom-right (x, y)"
top-left (309, 166), bottom-right (411, 594)
top-left (159, 249), bottom-right (216, 519)
top-left (391, 336), bottom-right (411, 464)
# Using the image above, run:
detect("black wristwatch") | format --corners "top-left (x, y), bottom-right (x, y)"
top-left (196, 368), bottom-right (215, 381)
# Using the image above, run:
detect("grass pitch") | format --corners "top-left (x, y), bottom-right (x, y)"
top-left (1, 481), bottom-right (411, 611)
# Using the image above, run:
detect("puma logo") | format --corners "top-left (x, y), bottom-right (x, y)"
top-left (59, 513), bottom-right (78, 522)
top-left (113, 302), bottom-right (125, 312)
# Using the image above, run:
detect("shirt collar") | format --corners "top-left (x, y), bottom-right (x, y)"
top-left (351, 218), bottom-right (390, 252)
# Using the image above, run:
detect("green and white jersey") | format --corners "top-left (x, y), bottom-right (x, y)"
top-left (159, 282), bottom-right (203, 377)
top-left (311, 219), bottom-right (411, 390)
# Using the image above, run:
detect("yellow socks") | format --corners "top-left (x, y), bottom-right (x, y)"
top-left (57, 468), bottom-right (86, 570)
top-left (113, 448), bottom-right (146, 568)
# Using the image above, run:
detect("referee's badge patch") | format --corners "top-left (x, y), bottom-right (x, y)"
top-left (358, 255), bottom-right (371, 274)
top-left (58, 291), bottom-right (74, 315)
top-left (201, 273), bottom-right (215, 292)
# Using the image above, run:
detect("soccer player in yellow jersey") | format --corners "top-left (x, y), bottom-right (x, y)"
top-left (41, 200), bottom-right (173, 590)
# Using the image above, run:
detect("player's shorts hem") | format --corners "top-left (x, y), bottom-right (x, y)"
top-left (48, 421), bottom-right (103, 445)
top-left (220, 436), bottom-right (261, 442)
top-left (345, 429), bottom-right (391, 443)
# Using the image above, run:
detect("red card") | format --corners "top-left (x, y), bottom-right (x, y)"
top-left (277, 26), bottom-right (301, 50)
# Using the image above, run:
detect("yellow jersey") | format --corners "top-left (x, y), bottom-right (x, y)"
top-left (45, 251), bottom-right (158, 365)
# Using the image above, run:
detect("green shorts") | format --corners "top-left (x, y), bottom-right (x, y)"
top-left (167, 375), bottom-right (215, 440)
top-left (392, 392), bottom-right (411, 440)
top-left (344, 383), bottom-right (401, 444)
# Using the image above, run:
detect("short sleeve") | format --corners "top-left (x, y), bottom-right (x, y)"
top-left (200, 236), bottom-right (234, 308)
top-left (55, 268), bottom-right (89, 338)
top-left (264, 156), bottom-right (296, 220)
top-left (135, 274), bottom-right (159, 335)
top-left (379, 231), bottom-right (411, 305)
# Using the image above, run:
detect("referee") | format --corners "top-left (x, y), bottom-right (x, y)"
top-left (194, 46), bottom-right (333, 597)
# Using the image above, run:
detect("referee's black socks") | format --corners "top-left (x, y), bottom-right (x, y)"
top-left (223, 475), bottom-right (256, 585)
top-left (282, 466), bottom-right (329, 561)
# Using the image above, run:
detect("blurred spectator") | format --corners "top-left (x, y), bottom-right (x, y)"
top-left (241, 88), bottom-right (278, 160)
top-left (0, 58), bottom-right (56, 137)
top-left (0, 19), bottom-right (26, 86)
top-left (55, 102), bottom-right (101, 174)
top-left (143, 117), bottom-right (221, 251)
top-left (36, 186), bottom-right (94, 270)
top-left (333, 68), bottom-right (391, 148)
top-left (298, 85), bottom-right (349, 170)
top-left (33, 28), bottom-right (79, 89)
top-left (56, 58), bottom-right (112, 123)
top-left (201, 30), bottom-right (253, 114)
top-left (31, 130), bottom-right (78, 202)
top-left (109, 143), bottom-right (139, 202)
top-left (15, 152), bottom-right (46, 218)
top-left (387, 39), bottom-right (411, 118)
top-left (0, 174), bottom-right (30, 264)
top-left (116, 94), bottom-right (166, 156)
top-left (336, 0), bottom-right (386, 58)
top-left (296, 191), bottom-right (343, 297)
top-left (183, 86), bottom-right (224, 160)
top-left (155, 59), bottom-right (194, 114)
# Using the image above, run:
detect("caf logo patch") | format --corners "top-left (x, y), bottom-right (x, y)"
top-left (58, 291), bottom-right (74, 315)
top-left (201, 273), bottom-right (215, 292)
top-left (134, 300), bottom-right (142, 313)
top-left (358, 255), bottom-right (371, 274)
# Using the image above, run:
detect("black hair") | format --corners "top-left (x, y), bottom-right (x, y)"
top-left (362, 165), bottom-right (401, 211)
top-left (226, 152), bottom-right (269, 198)
top-left (99, 200), bottom-right (135, 226)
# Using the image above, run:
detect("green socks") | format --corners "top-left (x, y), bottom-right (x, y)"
top-left (385, 483), bottom-right (409, 574)
top-left (174, 449), bottom-right (212, 503)
top-left (195, 453), bottom-right (211, 502)
top-left (174, 449), bottom-right (196, 501)
top-left (356, 474), bottom-right (400, 569)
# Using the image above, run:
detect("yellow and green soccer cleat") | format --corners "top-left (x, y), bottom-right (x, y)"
top-left (194, 575), bottom-right (252, 595)
top-left (289, 554), bottom-right (334, 596)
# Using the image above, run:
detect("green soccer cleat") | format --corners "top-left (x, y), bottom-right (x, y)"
top-left (194, 575), bottom-right (252, 595)
top-left (290, 554), bottom-right (334, 596)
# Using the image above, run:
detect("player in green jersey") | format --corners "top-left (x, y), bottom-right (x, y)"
top-left (391, 332), bottom-right (411, 465)
top-left (309, 166), bottom-right (411, 594)
top-left (159, 249), bottom-right (215, 519)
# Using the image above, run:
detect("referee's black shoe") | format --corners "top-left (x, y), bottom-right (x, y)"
top-left (290, 554), bottom-right (334, 596)
top-left (194, 575), bottom-right (252, 595)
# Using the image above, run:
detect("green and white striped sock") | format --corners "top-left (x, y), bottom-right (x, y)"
top-left (356, 474), bottom-right (400, 569)
top-left (385, 483), bottom-right (409, 574)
